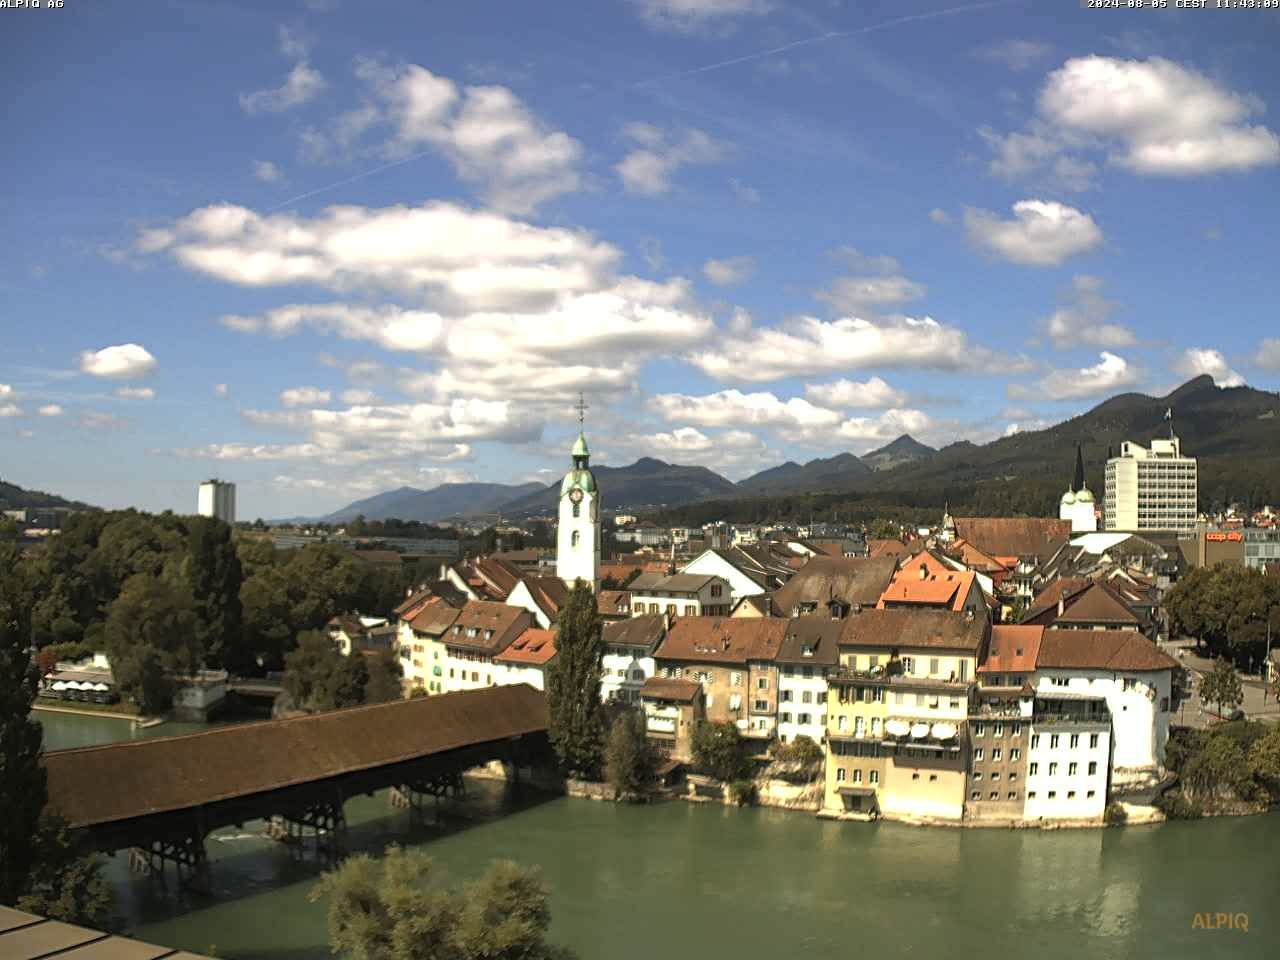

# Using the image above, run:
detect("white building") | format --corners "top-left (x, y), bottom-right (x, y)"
top-left (197, 479), bottom-right (236, 524)
top-left (600, 614), bottom-right (666, 704)
top-left (1104, 433), bottom-right (1197, 532)
top-left (1059, 446), bottom-right (1098, 534)
top-left (776, 619), bottom-right (840, 746)
top-left (556, 429), bottom-right (601, 590)
top-left (629, 572), bottom-right (732, 618)
top-left (492, 628), bottom-right (557, 691)
top-left (678, 549), bottom-right (768, 604)
top-left (438, 602), bottom-right (532, 693)
top-left (1024, 695), bottom-right (1111, 822)
top-left (1032, 630), bottom-right (1177, 787)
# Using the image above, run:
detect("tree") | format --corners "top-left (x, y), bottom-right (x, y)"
top-left (102, 572), bottom-right (202, 714)
top-left (691, 720), bottom-right (753, 783)
top-left (545, 581), bottom-right (604, 780)
top-left (281, 630), bottom-right (368, 714)
top-left (184, 517), bottom-right (243, 671)
top-left (604, 712), bottom-right (652, 800)
top-left (308, 845), bottom-right (575, 960)
top-left (1199, 658), bottom-right (1244, 719)
top-left (1165, 563), bottom-right (1280, 667)
top-left (773, 734), bottom-right (824, 769)
top-left (0, 541), bottom-right (46, 905)
top-left (364, 650), bottom-right (405, 704)
top-left (16, 817), bottom-right (112, 928)
top-left (1183, 733), bottom-right (1251, 803)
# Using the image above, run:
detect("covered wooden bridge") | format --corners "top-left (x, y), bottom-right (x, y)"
top-left (42, 684), bottom-right (550, 882)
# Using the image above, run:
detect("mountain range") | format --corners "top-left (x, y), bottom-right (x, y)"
top-left (311, 376), bottom-right (1280, 522)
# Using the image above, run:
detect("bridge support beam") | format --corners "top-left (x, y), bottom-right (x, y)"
top-left (267, 788), bottom-right (347, 859)
top-left (390, 770), bottom-right (466, 824)
top-left (128, 829), bottom-right (208, 891)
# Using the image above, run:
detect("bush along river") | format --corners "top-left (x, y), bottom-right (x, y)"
top-left (38, 713), bottom-right (1275, 960)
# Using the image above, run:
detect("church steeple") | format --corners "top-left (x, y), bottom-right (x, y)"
top-left (557, 393), bottom-right (600, 590)
top-left (1072, 444), bottom-right (1085, 493)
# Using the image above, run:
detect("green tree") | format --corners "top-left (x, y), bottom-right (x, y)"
top-left (545, 582), bottom-right (604, 780)
top-left (364, 650), bottom-right (405, 704)
top-left (604, 711), bottom-right (652, 800)
top-left (1166, 563), bottom-right (1280, 667)
top-left (773, 734), bottom-right (824, 769)
top-left (281, 630), bottom-right (368, 713)
top-left (692, 720), bottom-right (753, 782)
top-left (1247, 724), bottom-right (1280, 793)
top-left (1199, 658), bottom-right (1244, 719)
top-left (1183, 733), bottom-right (1251, 803)
top-left (183, 517), bottom-right (243, 671)
top-left (16, 817), bottom-right (112, 928)
top-left (308, 845), bottom-right (575, 960)
top-left (0, 541), bottom-right (46, 905)
top-left (102, 572), bottom-right (202, 714)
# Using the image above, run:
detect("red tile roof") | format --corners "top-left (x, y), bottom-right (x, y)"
top-left (640, 677), bottom-right (703, 703)
top-left (952, 518), bottom-right (1071, 560)
top-left (877, 558), bottom-right (977, 612)
top-left (443, 601), bottom-right (532, 656)
top-left (1035, 630), bottom-right (1178, 672)
top-left (494, 628), bottom-right (558, 667)
top-left (979, 625), bottom-right (1044, 674)
top-left (838, 608), bottom-right (989, 653)
top-left (772, 556), bottom-right (898, 612)
top-left (655, 617), bottom-right (788, 665)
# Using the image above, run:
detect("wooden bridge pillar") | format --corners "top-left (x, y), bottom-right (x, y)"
top-left (390, 770), bottom-right (466, 824)
top-left (128, 827), bottom-right (209, 891)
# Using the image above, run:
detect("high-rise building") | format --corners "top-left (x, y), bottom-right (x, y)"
top-left (197, 479), bottom-right (236, 524)
top-left (1104, 435), bottom-right (1197, 532)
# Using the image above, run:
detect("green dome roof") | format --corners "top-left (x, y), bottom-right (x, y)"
top-left (560, 468), bottom-right (597, 496)
top-left (572, 432), bottom-right (589, 458)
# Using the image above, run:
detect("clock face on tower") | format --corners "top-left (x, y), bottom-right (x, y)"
top-left (569, 488), bottom-right (584, 504)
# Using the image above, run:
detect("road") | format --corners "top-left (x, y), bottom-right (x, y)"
top-left (1162, 641), bottom-right (1280, 729)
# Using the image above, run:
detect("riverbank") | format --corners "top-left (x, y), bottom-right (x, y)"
top-left (33, 701), bottom-right (157, 724)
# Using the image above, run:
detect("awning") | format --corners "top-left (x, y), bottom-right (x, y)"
top-left (837, 786), bottom-right (877, 797)
top-left (50, 681), bottom-right (68, 691)
top-left (910, 722), bottom-right (931, 740)
top-left (91, 682), bottom-right (111, 692)
top-left (931, 722), bottom-right (957, 740)
top-left (884, 719), bottom-right (911, 737)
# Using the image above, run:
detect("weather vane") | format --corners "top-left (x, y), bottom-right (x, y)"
top-left (575, 391), bottom-right (588, 428)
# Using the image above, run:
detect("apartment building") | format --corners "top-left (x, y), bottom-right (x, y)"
top-left (601, 614), bottom-right (666, 704)
top-left (966, 626), bottom-right (1041, 821)
top-left (1104, 435), bottom-right (1198, 533)
top-left (640, 677), bottom-right (705, 762)
top-left (1024, 697), bottom-right (1111, 822)
top-left (396, 597), bottom-right (460, 695)
top-left (630, 573), bottom-right (732, 618)
top-left (492, 628), bottom-right (557, 691)
top-left (439, 602), bottom-right (532, 693)
top-left (776, 618), bottom-right (840, 746)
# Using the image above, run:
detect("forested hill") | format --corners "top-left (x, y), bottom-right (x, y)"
top-left (0, 478), bottom-right (95, 511)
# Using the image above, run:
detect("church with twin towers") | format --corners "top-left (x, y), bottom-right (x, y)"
top-left (556, 395), bottom-right (601, 592)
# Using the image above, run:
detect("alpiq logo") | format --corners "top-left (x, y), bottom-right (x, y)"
top-left (1191, 913), bottom-right (1248, 932)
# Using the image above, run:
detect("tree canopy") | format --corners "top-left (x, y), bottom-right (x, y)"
top-left (1165, 563), bottom-right (1280, 669)
top-left (545, 581), bottom-right (604, 780)
top-left (604, 711), bottom-right (652, 800)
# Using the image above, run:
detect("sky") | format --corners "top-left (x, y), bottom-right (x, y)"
top-left (2, 0), bottom-right (1279, 520)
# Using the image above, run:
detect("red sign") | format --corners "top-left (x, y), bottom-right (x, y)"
top-left (1205, 532), bottom-right (1243, 542)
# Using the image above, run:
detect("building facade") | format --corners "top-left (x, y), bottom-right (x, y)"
top-left (776, 619), bottom-right (839, 746)
top-left (197, 479), bottom-right (236, 524)
top-left (556, 430), bottom-right (601, 590)
top-left (630, 573), bottom-right (732, 618)
top-left (600, 614), bottom-right (666, 704)
top-left (1104, 435), bottom-right (1198, 533)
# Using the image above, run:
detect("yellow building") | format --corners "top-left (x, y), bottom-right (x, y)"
top-left (823, 609), bottom-right (989, 821)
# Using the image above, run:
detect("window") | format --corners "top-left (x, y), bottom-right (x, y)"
top-left (780, 690), bottom-right (792, 702)
top-left (757, 677), bottom-right (769, 690)
top-left (571, 530), bottom-right (580, 546)
top-left (990, 791), bottom-right (998, 800)
top-left (1047, 791), bottom-right (1056, 799)
top-left (798, 712), bottom-right (811, 725)
top-left (912, 773), bottom-right (920, 780)
top-left (837, 715), bottom-right (846, 732)
top-left (836, 768), bottom-right (846, 782)
top-left (1069, 734), bottom-right (1079, 749)
top-left (711, 584), bottom-right (722, 597)
top-left (992, 748), bottom-right (1002, 762)
top-left (572, 502), bottom-right (580, 518)
top-left (780, 712), bottom-right (792, 723)
top-left (1160, 696), bottom-right (1170, 712)
top-left (818, 691), bottom-right (827, 704)
top-left (1123, 677), bottom-right (1136, 691)
top-left (870, 717), bottom-right (882, 738)
top-left (901, 656), bottom-right (915, 674)
top-left (853, 769), bottom-right (863, 783)
top-left (1050, 734), bottom-right (1060, 749)
top-left (974, 748), bottom-right (984, 761)
top-left (971, 790), bottom-right (980, 800)
top-left (1052, 677), bottom-right (1068, 687)
top-left (994, 722), bottom-right (1004, 737)
top-left (991, 772), bottom-right (1001, 781)
top-left (1088, 761), bottom-right (1097, 776)
top-left (1012, 723), bottom-right (1021, 736)
top-left (973, 772), bottom-right (983, 781)
top-left (930, 657), bottom-right (940, 676)
top-left (1009, 772), bottom-right (1018, 781)
top-left (1086, 790), bottom-right (1096, 799)
top-left (1031, 734), bottom-right (1040, 749)
top-left (754, 699), bottom-right (768, 711)
top-left (802, 690), bottom-right (813, 704)
top-left (950, 698), bottom-right (960, 711)
top-left (854, 716), bottom-right (866, 738)
top-left (1049, 762), bottom-right (1058, 776)
top-left (1067, 790), bottom-right (1076, 799)
top-left (974, 723), bottom-right (986, 737)
top-left (1068, 762), bottom-right (1078, 776)
top-left (730, 672), bottom-right (741, 687)
top-left (869, 770), bottom-right (879, 784)
top-left (1089, 733), bottom-right (1099, 748)
top-left (1029, 762), bottom-right (1038, 775)
top-left (1008, 791), bottom-right (1017, 801)
top-left (633, 602), bottom-right (645, 614)
top-left (1028, 791), bottom-right (1037, 799)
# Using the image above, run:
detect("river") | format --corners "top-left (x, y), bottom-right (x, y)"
top-left (38, 712), bottom-right (1276, 959)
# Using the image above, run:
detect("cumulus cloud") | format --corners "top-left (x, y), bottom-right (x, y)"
top-left (0, 384), bottom-right (12, 397)
top-left (1043, 275), bottom-right (1135, 350)
top-left (280, 386), bottom-right (332, 408)
top-left (240, 62), bottom-right (326, 114)
top-left (703, 256), bottom-right (755, 287)
top-left (689, 315), bottom-right (1004, 383)
top-left (214, 383), bottom-right (229, 397)
top-left (631, 0), bottom-right (772, 33)
top-left (1030, 351), bottom-right (1140, 401)
top-left (964, 200), bottom-right (1102, 266)
top-left (982, 56), bottom-right (1279, 182)
top-left (648, 389), bottom-right (842, 431)
top-left (804, 376), bottom-right (908, 409)
top-left (0, 403), bottom-right (21, 418)
top-left (929, 208), bottom-right (951, 225)
top-left (253, 160), bottom-right (283, 182)
top-left (221, 303), bottom-right (444, 352)
top-left (837, 408), bottom-right (931, 444)
top-left (115, 387), bottom-right (155, 400)
top-left (616, 124), bottom-right (722, 195)
top-left (341, 389), bottom-right (379, 404)
top-left (38, 404), bottom-right (63, 417)
top-left (616, 425), bottom-right (767, 478)
top-left (1174, 348), bottom-right (1244, 387)
top-left (1256, 338), bottom-right (1280, 371)
top-left (816, 275), bottom-right (926, 314)
top-left (79, 343), bottom-right (157, 379)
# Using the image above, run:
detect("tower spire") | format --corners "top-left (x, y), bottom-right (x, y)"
top-left (575, 391), bottom-right (588, 429)
top-left (1072, 444), bottom-right (1085, 493)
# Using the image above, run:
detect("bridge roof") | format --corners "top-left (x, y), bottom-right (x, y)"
top-left (43, 684), bottom-right (548, 830)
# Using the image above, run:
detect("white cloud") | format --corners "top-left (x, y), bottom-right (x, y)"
top-left (816, 275), bottom-right (926, 314)
top-left (79, 343), bottom-right (157, 379)
top-left (38, 404), bottom-right (63, 417)
top-left (0, 384), bottom-right (12, 397)
top-left (976, 39), bottom-right (1052, 72)
top-left (1044, 275), bottom-right (1135, 350)
top-left (631, 0), bottom-right (771, 32)
top-left (79, 411), bottom-right (126, 430)
top-left (341, 389), bottom-right (379, 404)
top-left (280, 386), bottom-right (332, 408)
top-left (1033, 351), bottom-right (1140, 401)
top-left (214, 383), bottom-right (229, 397)
top-left (836, 408), bottom-right (931, 444)
top-left (1174, 348), bottom-right (1244, 387)
top-left (115, 386), bottom-right (156, 400)
top-left (649, 389), bottom-right (842, 431)
top-left (0, 404), bottom-right (21, 418)
top-left (221, 303), bottom-right (444, 352)
top-left (729, 178), bottom-right (760, 204)
top-left (804, 376), bottom-right (908, 409)
top-left (617, 425), bottom-right (767, 478)
top-left (253, 160), bottom-right (283, 182)
top-left (702, 256), bottom-right (755, 287)
top-left (929, 208), bottom-right (951, 225)
top-left (1256, 338), bottom-right (1280, 371)
top-left (240, 61), bottom-right (326, 114)
top-left (690, 315), bottom-right (1004, 383)
top-left (351, 61), bottom-right (583, 213)
top-left (983, 56), bottom-right (1280, 182)
top-left (1040, 56), bottom-right (1279, 176)
top-left (964, 200), bottom-right (1102, 266)
top-left (144, 201), bottom-right (618, 312)
top-left (616, 124), bottom-right (722, 195)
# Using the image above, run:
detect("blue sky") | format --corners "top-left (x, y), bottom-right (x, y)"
top-left (3, 0), bottom-right (1278, 519)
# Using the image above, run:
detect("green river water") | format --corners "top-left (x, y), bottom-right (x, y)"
top-left (38, 711), bottom-right (1278, 960)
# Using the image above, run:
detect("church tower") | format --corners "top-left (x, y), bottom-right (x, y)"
top-left (556, 394), bottom-right (601, 591)
top-left (1059, 444), bottom-right (1098, 533)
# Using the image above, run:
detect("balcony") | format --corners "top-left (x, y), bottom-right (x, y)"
top-left (1032, 695), bottom-right (1111, 726)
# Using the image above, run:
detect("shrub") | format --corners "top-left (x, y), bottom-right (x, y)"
top-left (1156, 791), bottom-right (1203, 820)
top-left (1103, 801), bottom-right (1128, 825)
top-left (730, 779), bottom-right (758, 806)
